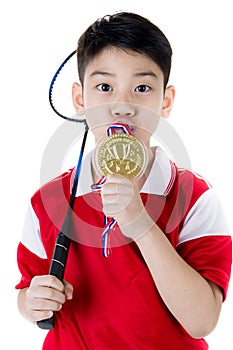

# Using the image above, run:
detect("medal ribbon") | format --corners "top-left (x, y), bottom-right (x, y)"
top-left (107, 123), bottom-right (132, 136)
top-left (91, 123), bottom-right (131, 257)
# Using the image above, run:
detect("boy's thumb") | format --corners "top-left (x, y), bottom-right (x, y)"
top-left (63, 280), bottom-right (73, 300)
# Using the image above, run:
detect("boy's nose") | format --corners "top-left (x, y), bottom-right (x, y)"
top-left (110, 102), bottom-right (136, 118)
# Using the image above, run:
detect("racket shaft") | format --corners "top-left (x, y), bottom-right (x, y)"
top-left (37, 233), bottom-right (70, 329)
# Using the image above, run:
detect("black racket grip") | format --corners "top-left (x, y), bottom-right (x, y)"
top-left (37, 233), bottom-right (70, 330)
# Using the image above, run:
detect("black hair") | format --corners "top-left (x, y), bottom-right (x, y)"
top-left (77, 12), bottom-right (172, 89)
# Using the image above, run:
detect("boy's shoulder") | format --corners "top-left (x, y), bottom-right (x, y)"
top-left (171, 166), bottom-right (213, 206)
top-left (31, 168), bottom-right (74, 208)
top-left (176, 167), bottom-right (212, 198)
top-left (177, 167), bottom-right (212, 191)
top-left (169, 167), bottom-right (214, 225)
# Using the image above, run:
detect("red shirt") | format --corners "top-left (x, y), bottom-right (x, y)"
top-left (16, 147), bottom-right (232, 349)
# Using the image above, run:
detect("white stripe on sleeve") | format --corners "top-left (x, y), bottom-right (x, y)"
top-left (21, 203), bottom-right (47, 259)
top-left (178, 188), bottom-right (230, 246)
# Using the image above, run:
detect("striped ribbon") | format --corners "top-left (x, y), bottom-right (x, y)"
top-left (107, 123), bottom-right (131, 136)
top-left (91, 123), bottom-right (131, 257)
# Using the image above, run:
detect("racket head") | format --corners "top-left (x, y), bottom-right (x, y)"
top-left (49, 50), bottom-right (86, 123)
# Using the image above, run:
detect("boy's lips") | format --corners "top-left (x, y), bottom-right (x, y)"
top-left (113, 121), bottom-right (135, 133)
top-left (126, 124), bottom-right (134, 133)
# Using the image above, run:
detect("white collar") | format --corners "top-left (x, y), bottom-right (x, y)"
top-left (71, 146), bottom-right (176, 197)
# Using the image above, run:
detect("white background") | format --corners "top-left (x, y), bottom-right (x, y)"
top-left (1, 0), bottom-right (232, 348)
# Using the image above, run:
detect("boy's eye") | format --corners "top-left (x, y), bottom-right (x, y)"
top-left (96, 83), bottom-right (112, 92)
top-left (135, 85), bottom-right (151, 93)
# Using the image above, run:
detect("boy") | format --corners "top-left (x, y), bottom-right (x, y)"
top-left (16, 12), bottom-right (232, 349)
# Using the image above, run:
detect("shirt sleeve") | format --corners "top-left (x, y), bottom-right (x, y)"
top-left (177, 188), bottom-right (232, 300)
top-left (16, 203), bottom-right (49, 289)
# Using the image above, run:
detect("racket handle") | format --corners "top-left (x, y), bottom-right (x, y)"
top-left (37, 233), bottom-right (70, 330)
top-left (37, 315), bottom-right (55, 330)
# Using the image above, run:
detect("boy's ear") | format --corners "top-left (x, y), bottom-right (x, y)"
top-left (72, 82), bottom-right (84, 116)
top-left (161, 85), bottom-right (175, 118)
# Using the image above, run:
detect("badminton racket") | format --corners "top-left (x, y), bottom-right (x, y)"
top-left (37, 51), bottom-right (88, 329)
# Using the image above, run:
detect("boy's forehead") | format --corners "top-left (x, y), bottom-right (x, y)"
top-left (85, 46), bottom-right (163, 77)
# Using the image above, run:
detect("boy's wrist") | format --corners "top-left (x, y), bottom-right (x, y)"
top-left (119, 209), bottom-right (155, 241)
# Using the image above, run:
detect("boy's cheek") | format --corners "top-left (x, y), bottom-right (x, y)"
top-left (84, 103), bottom-right (161, 136)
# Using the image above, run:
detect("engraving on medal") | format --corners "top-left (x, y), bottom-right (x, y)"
top-left (96, 134), bottom-right (147, 179)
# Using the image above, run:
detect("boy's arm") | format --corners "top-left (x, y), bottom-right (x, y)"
top-left (101, 174), bottom-right (225, 339)
top-left (17, 275), bottom-right (73, 323)
top-left (136, 227), bottom-right (223, 339)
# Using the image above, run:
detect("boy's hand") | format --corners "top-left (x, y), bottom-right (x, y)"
top-left (19, 275), bottom-right (73, 323)
top-left (101, 174), bottom-right (155, 240)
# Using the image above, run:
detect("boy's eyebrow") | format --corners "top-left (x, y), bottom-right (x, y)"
top-left (89, 71), bottom-right (158, 79)
top-left (90, 71), bottom-right (115, 77)
top-left (134, 71), bottom-right (158, 79)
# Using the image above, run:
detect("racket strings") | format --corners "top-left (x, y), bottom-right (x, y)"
top-left (49, 50), bottom-right (87, 124)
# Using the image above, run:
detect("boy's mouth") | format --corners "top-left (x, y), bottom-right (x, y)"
top-left (113, 122), bottom-right (135, 134)
top-left (126, 124), bottom-right (134, 133)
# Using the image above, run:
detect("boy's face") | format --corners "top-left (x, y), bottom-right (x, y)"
top-left (73, 47), bottom-right (174, 146)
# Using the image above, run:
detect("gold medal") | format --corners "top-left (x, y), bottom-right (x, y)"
top-left (95, 133), bottom-right (147, 179)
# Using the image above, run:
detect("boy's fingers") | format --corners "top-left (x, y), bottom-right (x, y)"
top-left (63, 280), bottom-right (73, 300)
top-left (30, 296), bottom-right (63, 312)
top-left (30, 276), bottom-right (73, 300)
top-left (43, 275), bottom-right (65, 292)
top-left (29, 286), bottom-right (66, 304)
top-left (30, 310), bottom-right (54, 323)
top-left (28, 276), bottom-right (67, 307)
top-left (31, 275), bottom-right (65, 293)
